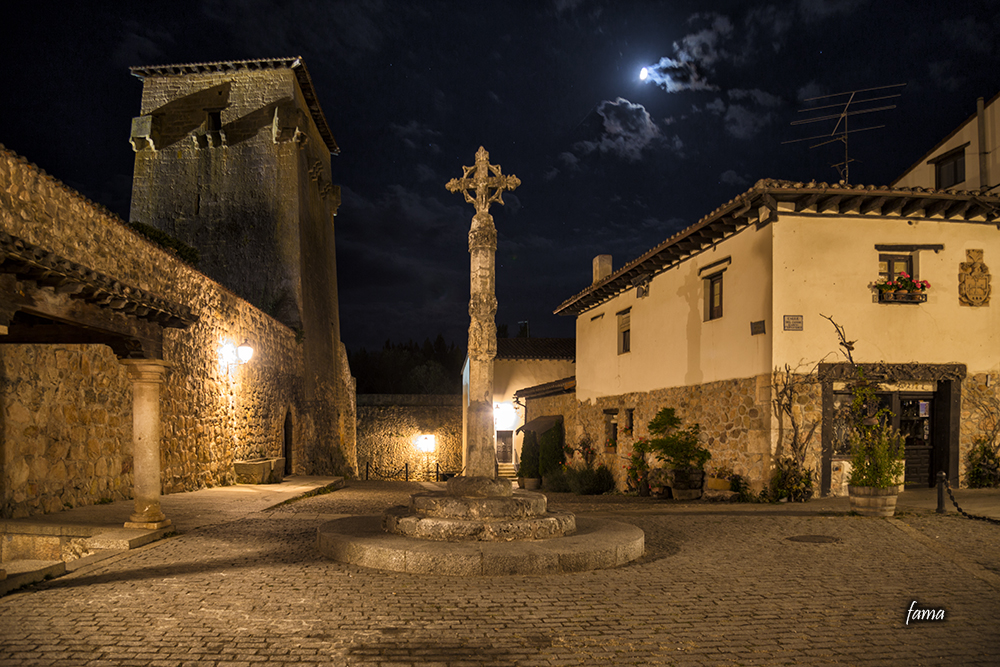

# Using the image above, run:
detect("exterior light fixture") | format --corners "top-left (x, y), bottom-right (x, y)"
top-left (220, 340), bottom-right (254, 368)
top-left (415, 434), bottom-right (436, 453)
top-left (237, 340), bottom-right (254, 363)
top-left (493, 402), bottom-right (517, 430)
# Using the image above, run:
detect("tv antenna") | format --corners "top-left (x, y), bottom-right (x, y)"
top-left (783, 83), bottom-right (905, 184)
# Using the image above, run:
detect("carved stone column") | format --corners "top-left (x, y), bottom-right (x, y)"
top-left (446, 147), bottom-right (520, 482)
top-left (466, 211), bottom-right (499, 477)
top-left (120, 359), bottom-right (172, 530)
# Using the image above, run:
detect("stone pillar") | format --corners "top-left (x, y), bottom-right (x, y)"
top-left (466, 211), bottom-right (498, 478)
top-left (120, 359), bottom-right (172, 530)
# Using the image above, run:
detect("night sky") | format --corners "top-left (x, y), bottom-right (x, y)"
top-left (4, 1), bottom-right (999, 353)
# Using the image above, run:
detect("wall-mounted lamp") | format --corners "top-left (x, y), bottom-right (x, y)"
top-left (220, 340), bottom-right (255, 368)
top-left (415, 434), bottom-right (436, 453)
top-left (237, 340), bottom-right (254, 363)
top-left (493, 402), bottom-right (517, 431)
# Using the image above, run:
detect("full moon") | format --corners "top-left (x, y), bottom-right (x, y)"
top-left (640, 67), bottom-right (648, 80)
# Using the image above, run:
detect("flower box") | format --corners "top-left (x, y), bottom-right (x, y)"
top-left (878, 291), bottom-right (927, 304)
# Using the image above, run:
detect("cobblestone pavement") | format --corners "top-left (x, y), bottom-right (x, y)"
top-left (1, 481), bottom-right (998, 666)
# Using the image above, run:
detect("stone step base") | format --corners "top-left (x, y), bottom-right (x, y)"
top-left (384, 506), bottom-right (576, 542)
top-left (318, 515), bottom-right (645, 576)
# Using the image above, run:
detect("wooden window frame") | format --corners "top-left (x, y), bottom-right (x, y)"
top-left (705, 272), bottom-right (724, 321)
top-left (932, 145), bottom-right (966, 189)
top-left (617, 309), bottom-right (631, 355)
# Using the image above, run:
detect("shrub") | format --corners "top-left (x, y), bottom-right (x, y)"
top-left (647, 407), bottom-right (711, 471)
top-left (519, 431), bottom-right (540, 478)
top-left (543, 465), bottom-right (573, 492)
top-left (848, 420), bottom-right (905, 488)
top-left (967, 439), bottom-right (1000, 488)
top-left (769, 456), bottom-right (814, 502)
top-left (568, 464), bottom-right (616, 495)
top-left (538, 421), bottom-right (567, 477)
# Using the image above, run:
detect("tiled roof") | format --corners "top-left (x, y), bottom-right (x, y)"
top-left (554, 178), bottom-right (1000, 316)
top-left (496, 337), bottom-right (575, 360)
top-left (130, 57), bottom-right (339, 154)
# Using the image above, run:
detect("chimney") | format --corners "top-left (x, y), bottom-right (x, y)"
top-left (593, 255), bottom-right (612, 284)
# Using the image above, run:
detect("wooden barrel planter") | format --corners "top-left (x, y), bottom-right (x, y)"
top-left (670, 468), bottom-right (704, 500)
top-left (848, 485), bottom-right (899, 517)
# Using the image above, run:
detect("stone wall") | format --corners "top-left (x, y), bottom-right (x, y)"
top-left (1, 345), bottom-right (132, 515)
top-left (356, 395), bottom-right (462, 481)
top-left (526, 376), bottom-right (776, 492)
top-left (960, 371), bottom-right (999, 485)
top-left (0, 147), bottom-right (355, 519)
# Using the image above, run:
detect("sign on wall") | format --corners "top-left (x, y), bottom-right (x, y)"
top-left (783, 315), bottom-right (803, 331)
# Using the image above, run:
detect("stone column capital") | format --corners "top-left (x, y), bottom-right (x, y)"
top-left (120, 359), bottom-right (172, 383)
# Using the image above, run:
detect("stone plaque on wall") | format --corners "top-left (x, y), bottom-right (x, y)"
top-left (959, 249), bottom-right (991, 306)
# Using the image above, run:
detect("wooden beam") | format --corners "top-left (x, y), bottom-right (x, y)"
top-left (860, 196), bottom-right (888, 215)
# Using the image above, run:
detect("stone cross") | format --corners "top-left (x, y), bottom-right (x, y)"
top-left (446, 147), bottom-right (520, 479)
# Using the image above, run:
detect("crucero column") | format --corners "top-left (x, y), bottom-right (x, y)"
top-left (446, 147), bottom-right (520, 478)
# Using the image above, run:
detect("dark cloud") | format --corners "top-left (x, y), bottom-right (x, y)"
top-left (113, 24), bottom-right (174, 68)
top-left (574, 98), bottom-right (663, 161)
top-left (389, 120), bottom-right (443, 153)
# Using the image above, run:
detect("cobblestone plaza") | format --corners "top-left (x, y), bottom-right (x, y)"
top-left (1, 481), bottom-right (998, 666)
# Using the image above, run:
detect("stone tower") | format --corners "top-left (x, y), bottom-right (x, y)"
top-left (128, 57), bottom-right (353, 469)
top-left (128, 56), bottom-right (340, 336)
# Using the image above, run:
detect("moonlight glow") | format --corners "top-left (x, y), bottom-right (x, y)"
top-left (640, 67), bottom-right (649, 80)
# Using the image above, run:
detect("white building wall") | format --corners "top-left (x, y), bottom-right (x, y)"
top-left (771, 214), bottom-right (1000, 372)
top-left (576, 222), bottom-right (774, 402)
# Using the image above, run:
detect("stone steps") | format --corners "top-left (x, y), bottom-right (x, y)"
top-left (496, 463), bottom-right (517, 480)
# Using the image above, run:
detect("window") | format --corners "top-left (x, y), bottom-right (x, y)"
top-left (705, 272), bottom-right (723, 321)
top-left (604, 409), bottom-right (619, 447)
top-left (932, 146), bottom-right (966, 189)
top-left (617, 309), bottom-right (631, 354)
top-left (879, 253), bottom-right (912, 282)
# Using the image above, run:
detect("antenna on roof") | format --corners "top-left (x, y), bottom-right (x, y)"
top-left (783, 83), bottom-right (905, 184)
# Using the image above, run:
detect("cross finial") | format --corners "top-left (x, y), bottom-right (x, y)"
top-left (446, 146), bottom-right (520, 216)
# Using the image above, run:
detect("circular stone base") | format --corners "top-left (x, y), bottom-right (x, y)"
top-left (317, 515), bottom-right (645, 576)
top-left (383, 505), bottom-right (576, 541)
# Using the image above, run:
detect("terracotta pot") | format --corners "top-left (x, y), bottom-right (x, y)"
top-left (523, 477), bottom-right (542, 491)
top-left (848, 485), bottom-right (899, 517)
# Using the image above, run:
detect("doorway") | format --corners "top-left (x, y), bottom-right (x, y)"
top-left (496, 430), bottom-right (513, 464)
top-left (283, 411), bottom-right (293, 475)
top-left (820, 363), bottom-right (964, 496)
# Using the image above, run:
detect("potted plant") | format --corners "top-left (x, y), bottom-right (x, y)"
top-left (847, 420), bottom-right (906, 516)
top-left (647, 407), bottom-right (711, 500)
top-left (518, 431), bottom-right (542, 490)
top-left (705, 465), bottom-right (734, 491)
top-left (895, 271), bottom-right (930, 294)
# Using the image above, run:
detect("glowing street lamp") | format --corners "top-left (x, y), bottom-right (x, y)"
top-left (415, 434), bottom-right (436, 453)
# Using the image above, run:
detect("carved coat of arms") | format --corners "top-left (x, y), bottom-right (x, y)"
top-left (959, 249), bottom-right (991, 307)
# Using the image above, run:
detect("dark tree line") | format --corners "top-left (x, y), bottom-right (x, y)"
top-left (348, 335), bottom-right (466, 394)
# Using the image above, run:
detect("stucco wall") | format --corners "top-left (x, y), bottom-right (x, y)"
top-left (771, 214), bottom-right (1000, 371)
top-left (0, 147), bottom-right (355, 519)
top-left (493, 357), bottom-right (575, 463)
top-left (575, 221), bottom-right (773, 402)
top-left (356, 395), bottom-right (462, 481)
